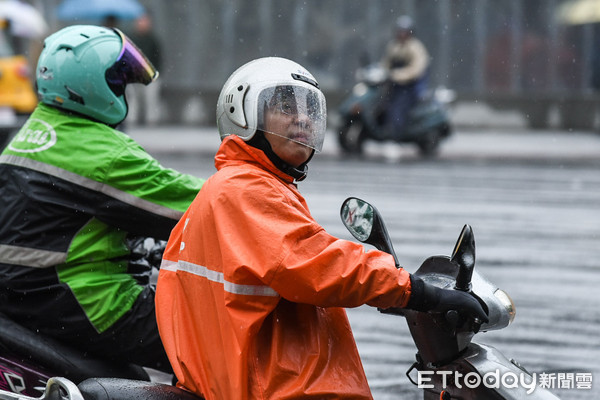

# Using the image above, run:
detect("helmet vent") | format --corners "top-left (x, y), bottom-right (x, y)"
top-left (65, 86), bottom-right (85, 105)
top-left (224, 82), bottom-right (248, 128)
top-left (292, 73), bottom-right (319, 89)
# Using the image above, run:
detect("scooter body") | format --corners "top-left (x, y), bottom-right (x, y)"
top-left (403, 256), bottom-right (560, 399)
top-left (0, 315), bottom-right (197, 400)
top-left (340, 197), bottom-right (561, 399)
top-left (337, 64), bottom-right (453, 157)
top-left (0, 352), bottom-right (50, 396)
top-left (0, 312), bottom-right (151, 396)
top-left (415, 342), bottom-right (552, 400)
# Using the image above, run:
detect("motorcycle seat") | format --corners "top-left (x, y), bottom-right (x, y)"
top-left (78, 378), bottom-right (204, 400)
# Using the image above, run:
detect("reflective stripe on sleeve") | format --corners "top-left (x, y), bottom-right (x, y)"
top-left (0, 244), bottom-right (67, 267)
top-left (160, 259), bottom-right (178, 271)
top-left (161, 259), bottom-right (280, 297)
top-left (0, 154), bottom-right (183, 220)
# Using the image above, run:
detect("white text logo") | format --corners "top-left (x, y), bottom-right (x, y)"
top-left (9, 119), bottom-right (57, 153)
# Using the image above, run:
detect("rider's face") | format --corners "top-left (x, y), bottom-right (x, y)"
top-left (396, 29), bottom-right (411, 42)
top-left (263, 106), bottom-right (313, 168)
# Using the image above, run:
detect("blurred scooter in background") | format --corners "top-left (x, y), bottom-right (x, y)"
top-left (335, 63), bottom-right (455, 158)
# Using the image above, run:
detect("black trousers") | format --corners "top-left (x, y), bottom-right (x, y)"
top-left (88, 286), bottom-right (172, 374)
top-left (0, 269), bottom-right (172, 375)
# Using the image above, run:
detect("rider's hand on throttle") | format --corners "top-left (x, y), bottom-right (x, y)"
top-left (404, 275), bottom-right (489, 323)
top-left (433, 286), bottom-right (488, 323)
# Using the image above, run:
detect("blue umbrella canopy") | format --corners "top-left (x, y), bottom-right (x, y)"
top-left (57, 0), bottom-right (144, 21)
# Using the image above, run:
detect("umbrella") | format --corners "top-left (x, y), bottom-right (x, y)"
top-left (0, 0), bottom-right (48, 38)
top-left (557, 0), bottom-right (600, 25)
top-left (57, 0), bottom-right (145, 21)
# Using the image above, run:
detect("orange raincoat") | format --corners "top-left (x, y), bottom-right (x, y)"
top-left (156, 135), bottom-right (413, 400)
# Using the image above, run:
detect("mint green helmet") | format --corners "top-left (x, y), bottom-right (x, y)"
top-left (36, 25), bottom-right (158, 125)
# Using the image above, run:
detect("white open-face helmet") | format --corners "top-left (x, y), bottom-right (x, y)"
top-left (216, 57), bottom-right (327, 152)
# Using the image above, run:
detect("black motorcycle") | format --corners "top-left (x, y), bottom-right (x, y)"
top-left (336, 64), bottom-right (454, 157)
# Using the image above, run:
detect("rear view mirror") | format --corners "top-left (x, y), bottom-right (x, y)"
top-left (340, 197), bottom-right (374, 242)
top-left (340, 197), bottom-right (399, 267)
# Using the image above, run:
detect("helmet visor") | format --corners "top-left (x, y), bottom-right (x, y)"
top-left (105, 28), bottom-right (158, 96)
top-left (257, 85), bottom-right (327, 152)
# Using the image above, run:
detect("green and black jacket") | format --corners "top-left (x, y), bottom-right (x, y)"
top-left (0, 104), bottom-right (204, 333)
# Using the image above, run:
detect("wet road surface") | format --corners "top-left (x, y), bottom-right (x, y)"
top-left (302, 156), bottom-right (599, 400)
top-left (147, 127), bottom-right (600, 400)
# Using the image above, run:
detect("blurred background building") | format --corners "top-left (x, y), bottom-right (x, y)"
top-left (14, 0), bottom-right (600, 129)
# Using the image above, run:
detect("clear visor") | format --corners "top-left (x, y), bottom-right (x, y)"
top-left (257, 85), bottom-right (327, 152)
top-left (105, 28), bottom-right (158, 96)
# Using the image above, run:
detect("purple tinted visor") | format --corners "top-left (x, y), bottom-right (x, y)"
top-left (105, 28), bottom-right (158, 96)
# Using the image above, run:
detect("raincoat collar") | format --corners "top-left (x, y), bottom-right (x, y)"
top-left (215, 135), bottom-right (299, 184)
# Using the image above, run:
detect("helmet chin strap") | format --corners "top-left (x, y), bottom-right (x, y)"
top-left (248, 131), bottom-right (313, 182)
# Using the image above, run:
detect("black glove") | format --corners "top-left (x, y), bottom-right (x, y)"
top-left (405, 275), bottom-right (489, 323)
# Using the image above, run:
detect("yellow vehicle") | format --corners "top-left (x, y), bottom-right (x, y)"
top-left (0, 54), bottom-right (37, 112)
top-left (1, 20), bottom-right (38, 147)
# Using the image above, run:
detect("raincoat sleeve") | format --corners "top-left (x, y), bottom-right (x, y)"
top-left (96, 142), bottom-right (204, 239)
top-left (273, 226), bottom-right (413, 310)
top-left (235, 176), bottom-right (412, 310)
